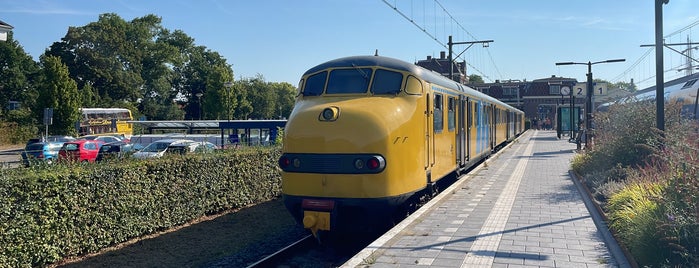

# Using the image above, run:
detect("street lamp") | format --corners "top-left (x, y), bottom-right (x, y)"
top-left (555, 59), bottom-right (625, 149)
top-left (195, 92), bottom-right (203, 120)
top-left (224, 81), bottom-right (233, 121)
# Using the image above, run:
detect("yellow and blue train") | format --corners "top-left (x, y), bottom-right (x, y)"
top-left (279, 55), bottom-right (525, 238)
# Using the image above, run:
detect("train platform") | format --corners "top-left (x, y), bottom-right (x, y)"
top-left (343, 130), bottom-right (631, 268)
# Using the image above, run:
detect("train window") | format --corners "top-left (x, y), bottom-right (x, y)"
top-left (434, 94), bottom-right (443, 132)
top-left (371, 69), bottom-right (403, 94)
top-left (447, 97), bottom-right (455, 131)
top-left (303, 71), bottom-right (327, 96)
top-left (327, 68), bottom-right (373, 94)
top-left (682, 79), bottom-right (697, 89)
top-left (467, 101), bottom-right (472, 128)
top-left (296, 79), bottom-right (304, 96)
top-left (406, 76), bottom-right (422, 95)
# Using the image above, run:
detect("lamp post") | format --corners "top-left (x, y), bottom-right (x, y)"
top-left (555, 59), bottom-right (625, 149)
top-left (224, 81), bottom-right (233, 121)
top-left (195, 92), bottom-right (203, 120)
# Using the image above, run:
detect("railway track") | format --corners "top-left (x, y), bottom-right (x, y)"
top-left (246, 232), bottom-right (380, 268)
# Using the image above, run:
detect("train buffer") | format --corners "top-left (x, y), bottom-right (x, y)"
top-left (343, 129), bottom-right (632, 268)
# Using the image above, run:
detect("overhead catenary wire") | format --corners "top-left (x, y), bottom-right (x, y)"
top-left (382, 0), bottom-right (501, 82)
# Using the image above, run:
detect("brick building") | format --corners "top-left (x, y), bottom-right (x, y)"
top-left (415, 51), bottom-right (469, 84)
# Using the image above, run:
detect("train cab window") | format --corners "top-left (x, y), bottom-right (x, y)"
top-left (327, 68), bottom-right (373, 94)
top-left (371, 69), bottom-right (403, 95)
top-left (447, 97), bottom-right (455, 131)
top-left (405, 76), bottom-right (422, 95)
top-left (434, 94), bottom-right (443, 132)
top-left (303, 71), bottom-right (327, 96)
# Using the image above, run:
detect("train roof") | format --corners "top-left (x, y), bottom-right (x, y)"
top-left (303, 55), bottom-right (521, 113)
top-left (600, 72), bottom-right (699, 108)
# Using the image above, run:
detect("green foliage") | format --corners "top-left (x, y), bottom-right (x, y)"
top-left (575, 100), bottom-right (699, 267)
top-left (650, 123), bottom-right (699, 265)
top-left (607, 182), bottom-right (665, 265)
top-left (37, 55), bottom-right (80, 136)
top-left (587, 101), bottom-right (661, 174)
top-left (0, 146), bottom-right (282, 267)
top-left (0, 109), bottom-right (39, 144)
top-left (468, 74), bottom-right (484, 84)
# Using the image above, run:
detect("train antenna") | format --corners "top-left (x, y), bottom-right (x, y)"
top-left (374, 49), bottom-right (379, 56)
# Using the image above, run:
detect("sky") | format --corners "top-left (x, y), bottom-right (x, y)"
top-left (2, 0), bottom-right (698, 90)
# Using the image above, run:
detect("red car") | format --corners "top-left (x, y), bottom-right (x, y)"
top-left (58, 140), bottom-right (104, 163)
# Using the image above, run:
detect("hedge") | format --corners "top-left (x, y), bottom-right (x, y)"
top-left (0, 146), bottom-right (282, 267)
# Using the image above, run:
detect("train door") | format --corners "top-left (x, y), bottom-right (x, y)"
top-left (425, 93), bottom-right (433, 170)
top-left (490, 105), bottom-right (496, 150)
top-left (467, 99), bottom-right (472, 160)
top-left (456, 96), bottom-right (467, 166)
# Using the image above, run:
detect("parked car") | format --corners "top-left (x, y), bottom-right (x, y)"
top-left (96, 141), bottom-right (135, 161)
top-left (26, 135), bottom-right (76, 145)
top-left (165, 141), bottom-right (219, 155)
top-left (20, 141), bottom-right (65, 166)
top-left (58, 140), bottom-right (104, 163)
top-left (131, 139), bottom-right (196, 159)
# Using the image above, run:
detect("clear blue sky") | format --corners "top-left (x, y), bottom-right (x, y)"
top-left (2, 0), bottom-right (697, 89)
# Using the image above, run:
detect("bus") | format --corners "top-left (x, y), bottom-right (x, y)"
top-left (77, 108), bottom-right (134, 137)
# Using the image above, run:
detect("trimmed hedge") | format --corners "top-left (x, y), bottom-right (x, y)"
top-left (0, 146), bottom-right (282, 267)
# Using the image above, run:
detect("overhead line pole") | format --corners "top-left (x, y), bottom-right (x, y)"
top-left (655, 0), bottom-right (669, 131)
top-left (556, 59), bottom-right (625, 150)
top-left (447, 35), bottom-right (493, 82)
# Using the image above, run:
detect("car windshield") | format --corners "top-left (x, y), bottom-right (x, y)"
top-left (140, 142), bottom-right (170, 153)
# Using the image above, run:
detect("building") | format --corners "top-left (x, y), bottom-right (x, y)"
top-left (0, 19), bottom-right (13, 41)
top-left (415, 51), bottom-right (469, 84)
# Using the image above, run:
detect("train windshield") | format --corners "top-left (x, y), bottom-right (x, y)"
top-left (371, 69), bottom-right (403, 94)
top-left (302, 68), bottom-right (404, 96)
top-left (327, 68), bottom-right (373, 94)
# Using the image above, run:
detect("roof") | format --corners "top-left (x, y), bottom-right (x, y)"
top-left (0, 19), bottom-right (13, 30)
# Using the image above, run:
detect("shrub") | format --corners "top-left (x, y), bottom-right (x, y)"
top-left (607, 181), bottom-right (665, 265)
top-left (0, 146), bottom-right (283, 267)
top-left (576, 100), bottom-right (698, 267)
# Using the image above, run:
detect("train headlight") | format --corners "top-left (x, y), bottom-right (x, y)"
top-left (319, 106), bottom-right (339, 121)
top-left (354, 158), bottom-right (365, 169)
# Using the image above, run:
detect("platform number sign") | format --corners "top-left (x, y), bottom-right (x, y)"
top-left (573, 82), bottom-right (608, 96)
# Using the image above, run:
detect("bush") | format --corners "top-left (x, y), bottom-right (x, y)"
top-left (575, 101), bottom-right (699, 267)
top-left (0, 146), bottom-right (282, 267)
top-left (607, 181), bottom-right (665, 265)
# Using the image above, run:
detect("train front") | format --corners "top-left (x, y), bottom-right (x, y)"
top-left (279, 56), bottom-right (427, 238)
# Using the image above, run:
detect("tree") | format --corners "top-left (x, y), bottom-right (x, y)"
top-left (271, 82), bottom-right (297, 119)
top-left (37, 55), bottom-right (80, 135)
top-left (0, 31), bottom-right (39, 119)
top-left (0, 32), bottom-right (41, 142)
top-left (46, 13), bottom-right (187, 120)
top-left (468, 74), bottom-right (484, 84)
top-left (170, 43), bottom-right (233, 120)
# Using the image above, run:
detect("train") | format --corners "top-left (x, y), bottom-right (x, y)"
top-left (278, 55), bottom-right (525, 239)
top-left (598, 72), bottom-right (699, 118)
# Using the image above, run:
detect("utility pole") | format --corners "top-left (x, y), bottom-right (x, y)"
top-left (556, 59), bottom-right (625, 150)
top-left (447, 36), bottom-right (493, 83)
